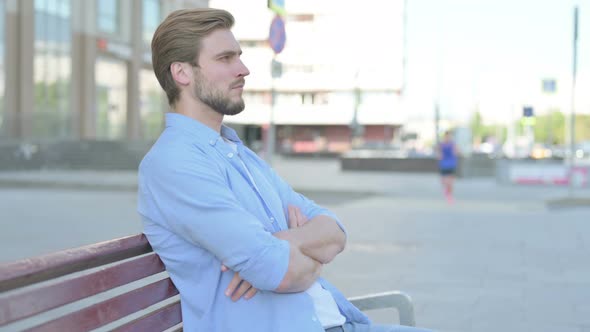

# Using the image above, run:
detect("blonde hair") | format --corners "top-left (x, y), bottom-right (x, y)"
top-left (151, 8), bottom-right (234, 105)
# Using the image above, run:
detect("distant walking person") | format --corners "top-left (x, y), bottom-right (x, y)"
top-left (437, 131), bottom-right (460, 203)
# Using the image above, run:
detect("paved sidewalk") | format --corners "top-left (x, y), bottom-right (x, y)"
top-left (1, 157), bottom-right (590, 331)
top-left (0, 157), bottom-right (588, 204)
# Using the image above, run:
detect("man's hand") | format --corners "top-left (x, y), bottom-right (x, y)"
top-left (222, 264), bottom-right (258, 301)
top-left (277, 206), bottom-right (345, 265)
top-left (221, 206), bottom-right (311, 299)
top-left (287, 205), bottom-right (308, 228)
top-left (274, 205), bottom-right (310, 247)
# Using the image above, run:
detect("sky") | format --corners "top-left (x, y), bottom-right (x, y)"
top-left (4, 0), bottom-right (587, 130)
top-left (403, 0), bottom-right (590, 124)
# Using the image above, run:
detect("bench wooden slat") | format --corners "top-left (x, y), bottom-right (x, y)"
top-left (112, 300), bottom-right (182, 332)
top-left (0, 234), bottom-right (152, 292)
top-left (0, 233), bottom-right (416, 330)
top-left (0, 253), bottom-right (165, 325)
top-left (24, 277), bottom-right (179, 332)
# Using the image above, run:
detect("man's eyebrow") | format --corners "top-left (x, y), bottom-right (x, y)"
top-left (215, 50), bottom-right (242, 58)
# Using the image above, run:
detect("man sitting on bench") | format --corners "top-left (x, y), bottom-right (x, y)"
top-left (138, 8), bottom-right (433, 332)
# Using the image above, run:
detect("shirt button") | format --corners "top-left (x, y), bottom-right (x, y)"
top-left (270, 217), bottom-right (276, 223)
top-left (227, 153), bottom-right (234, 158)
top-left (209, 140), bottom-right (215, 145)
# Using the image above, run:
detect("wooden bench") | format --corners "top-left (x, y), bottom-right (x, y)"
top-left (0, 234), bottom-right (415, 331)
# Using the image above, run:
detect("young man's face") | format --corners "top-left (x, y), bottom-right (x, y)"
top-left (192, 28), bottom-right (250, 115)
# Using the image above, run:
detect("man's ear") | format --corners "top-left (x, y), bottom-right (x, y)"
top-left (170, 62), bottom-right (192, 86)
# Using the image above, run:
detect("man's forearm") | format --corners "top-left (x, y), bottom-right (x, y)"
top-left (277, 215), bottom-right (346, 264)
top-left (274, 243), bottom-right (322, 293)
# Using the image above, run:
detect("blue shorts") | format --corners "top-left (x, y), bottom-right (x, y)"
top-left (439, 168), bottom-right (455, 176)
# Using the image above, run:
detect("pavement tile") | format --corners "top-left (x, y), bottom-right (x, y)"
top-left (472, 321), bottom-right (582, 332)
top-left (2, 159), bottom-right (590, 331)
top-left (471, 299), bottom-right (525, 324)
top-left (523, 301), bottom-right (577, 325)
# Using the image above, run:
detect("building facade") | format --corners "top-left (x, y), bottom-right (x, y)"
top-left (212, 0), bottom-right (406, 155)
top-left (0, 0), bottom-right (207, 142)
top-left (0, 0), bottom-right (406, 157)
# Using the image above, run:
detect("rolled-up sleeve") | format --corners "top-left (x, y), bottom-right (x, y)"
top-left (138, 153), bottom-right (289, 291)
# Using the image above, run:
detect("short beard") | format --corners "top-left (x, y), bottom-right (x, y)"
top-left (193, 76), bottom-right (245, 116)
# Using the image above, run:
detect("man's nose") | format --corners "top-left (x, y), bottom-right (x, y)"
top-left (237, 59), bottom-right (250, 77)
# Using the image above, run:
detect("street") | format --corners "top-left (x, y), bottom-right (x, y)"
top-left (1, 159), bottom-right (589, 331)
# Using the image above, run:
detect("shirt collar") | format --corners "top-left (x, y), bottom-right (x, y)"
top-left (165, 113), bottom-right (243, 146)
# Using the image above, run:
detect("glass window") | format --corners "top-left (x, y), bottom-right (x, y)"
top-left (142, 0), bottom-right (161, 45)
top-left (0, 0), bottom-right (5, 136)
top-left (35, 0), bottom-right (70, 17)
top-left (139, 68), bottom-right (164, 140)
top-left (33, 0), bottom-right (72, 139)
top-left (329, 92), bottom-right (354, 106)
top-left (95, 57), bottom-right (127, 139)
top-left (243, 91), bottom-right (271, 106)
top-left (97, 0), bottom-right (120, 35)
top-left (276, 93), bottom-right (302, 105)
top-left (362, 91), bottom-right (396, 107)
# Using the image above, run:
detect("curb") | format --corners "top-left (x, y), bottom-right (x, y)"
top-left (546, 197), bottom-right (590, 209)
top-left (0, 180), bottom-right (383, 197)
top-left (0, 180), bottom-right (138, 191)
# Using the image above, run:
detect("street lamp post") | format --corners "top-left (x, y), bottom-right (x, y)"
top-left (434, 101), bottom-right (440, 148)
top-left (267, 58), bottom-right (282, 165)
top-left (350, 70), bottom-right (363, 148)
top-left (267, 12), bottom-right (286, 165)
top-left (568, 6), bottom-right (579, 196)
top-left (351, 85), bottom-right (361, 146)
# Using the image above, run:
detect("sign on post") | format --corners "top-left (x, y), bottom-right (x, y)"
top-left (542, 79), bottom-right (556, 94)
top-left (271, 59), bottom-right (283, 78)
top-left (268, 15), bottom-right (286, 54)
top-left (523, 106), bottom-right (534, 117)
top-left (521, 106), bottom-right (535, 126)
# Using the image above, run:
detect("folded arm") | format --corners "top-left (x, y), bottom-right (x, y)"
top-left (139, 155), bottom-right (291, 292)
top-left (222, 206), bottom-right (332, 297)
top-left (274, 242), bottom-right (323, 292)
top-left (276, 213), bottom-right (346, 264)
top-left (140, 150), bottom-right (348, 296)
top-left (272, 205), bottom-right (345, 293)
top-left (222, 235), bottom-right (323, 297)
top-left (267, 163), bottom-right (348, 262)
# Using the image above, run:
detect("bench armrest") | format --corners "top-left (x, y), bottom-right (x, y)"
top-left (348, 291), bottom-right (415, 327)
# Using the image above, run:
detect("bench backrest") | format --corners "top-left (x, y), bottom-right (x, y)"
top-left (0, 235), bottom-right (417, 330)
top-left (0, 234), bottom-right (182, 332)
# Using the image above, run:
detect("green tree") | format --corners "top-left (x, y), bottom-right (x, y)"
top-left (533, 111), bottom-right (565, 145)
top-left (517, 111), bottom-right (590, 145)
top-left (469, 111), bottom-right (484, 141)
top-left (574, 114), bottom-right (590, 142)
top-left (469, 111), bottom-right (506, 143)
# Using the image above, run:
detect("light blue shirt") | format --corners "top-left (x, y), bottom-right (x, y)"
top-left (137, 113), bottom-right (369, 332)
